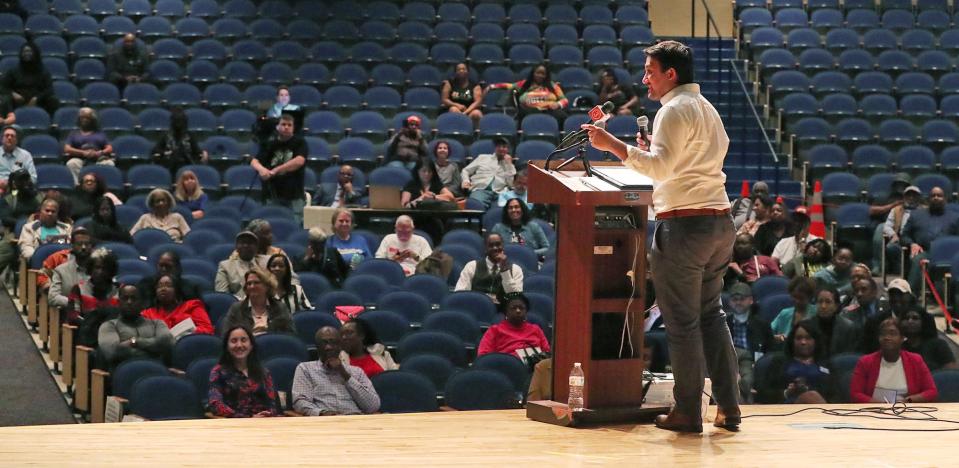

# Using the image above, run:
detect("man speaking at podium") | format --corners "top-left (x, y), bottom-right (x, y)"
top-left (583, 40), bottom-right (740, 433)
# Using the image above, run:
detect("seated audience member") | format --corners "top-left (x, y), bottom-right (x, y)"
top-left (141, 273), bottom-right (214, 338)
top-left (299, 227), bottom-right (348, 288)
top-left (460, 137), bottom-right (516, 209)
top-left (772, 211), bottom-right (815, 266)
top-left (756, 322), bottom-right (830, 404)
top-left (224, 268), bottom-right (295, 336)
top-left (753, 199), bottom-right (792, 256)
top-left (902, 186), bottom-right (959, 293)
top-left (292, 326), bottom-right (380, 416)
top-left (725, 282), bottom-right (774, 403)
top-left (339, 318), bottom-right (398, 378)
top-left (129, 188), bottom-right (191, 242)
top-left (737, 195), bottom-right (772, 237)
top-left (488, 63), bottom-right (567, 120)
top-left (137, 250), bottom-right (202, 305)
top-left (771, 277), bottom-right (818, 340)
top-left (253, 86), bottom-right (301, 143)
top-left (152, 108), bottom-right (208, 174)
top-left (267, 253), bottom-right (313, 313)
top-left (441, 62), bottom-right (483, 125)
top-left (813, 245), bottom-right (854, 292)
top-left (840, 278), bottom-right (884, 328)
top-left (402, 158), bottom-right (456, 209)
top-left (47, 228), bottom-right (94, 310)
top-left (208, 325), bottom-right (280, 418)
top-left (455, 233), bottom-right (524, 304)
top-left (375, 215), bottom-right (432, 277)
top-left (64, 107), bottom-right (114, 184)
top-left (386, 114), bottom-right (429, 170)
top-left (64, 248), bottom-right (119, 325)
top-left (886, 278), bottom-right (918, 318)
top-left (1, 42), bottom-right (58, 114)
top-left (850, 316), bottom-right (938, 403)
top-left (72, 173), bottom-right (121, 220)
top-left (597, 67), bottom-right (639, 115)
top-left (327, 208), bottom-right (372, 268)
top-left (313, 164), bottom-right (363, 208)
top-left (491, 197), bottom-right (550, 258)
top-left (216, 231), bottom-right (261, 299)
top-left (901, 307), bottom-right (957, 371)
top-left (726, 233), bottom-right (782, 286)
top-left (432, 140), bottom-right (463, 198)
top-left (478, 292), bottom-right (549, 357)
top-left (173, 170), bottom-right (208, 220)
top-left (0, 126), bottom-right (37, 192)
top-left (800, 286), bottom-right (861, 359)
top-left (0, 92), bottom-right (11, 127)
top-left (88, 196), bottom-right (131, 244)
top-left (106, 33), bottom-right (150, 90)
top-left (877, 184), bottom-right (921, 274)
top-left (97, 284), bottom-right (175, 370)
top-left (497, 170), bottom-right (532, 209)
top-left (252, 114), bottom-right (308, 220)
top-left (731, 181), bottom-right (770, 230)
top-left (783, 238), bottom-right (831, 279)
top-left (0, 169), bottom-right (42, 271)
top-left (18, 197), bottom-right (70, 260)
top-left (230, 219), bottom-right (285, 268)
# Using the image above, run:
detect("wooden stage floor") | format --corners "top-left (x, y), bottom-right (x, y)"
top-left (1, 403), bottom-right (956, 466)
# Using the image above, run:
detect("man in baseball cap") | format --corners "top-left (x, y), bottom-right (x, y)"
top-left (215, 231), bottom-right (260, 299)
top-left (877, 185), bottom-right (923, 274)
top-left (725, 282), bottom-right (774, 403)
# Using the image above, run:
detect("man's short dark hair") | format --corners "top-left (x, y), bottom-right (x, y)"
top-left (278, 113), bottom-right (295, 123)
top-left (644, 40), bottom-right (694, 85)
top-left (492, 137), bottom-right (510, 147)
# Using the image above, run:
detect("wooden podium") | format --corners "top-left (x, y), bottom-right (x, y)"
top-left (525, 160), bottom-right (668, 426)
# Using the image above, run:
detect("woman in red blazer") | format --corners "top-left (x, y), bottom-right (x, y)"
top-left (850, 316), bottom-right (937, 403)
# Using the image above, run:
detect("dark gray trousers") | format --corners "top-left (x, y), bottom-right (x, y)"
top-left (650, 214), bottom-right (740, 419)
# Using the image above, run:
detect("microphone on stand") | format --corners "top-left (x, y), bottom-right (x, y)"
top-left (558, 101), bottom-right (615, 148)
top-left (636, 115), bottom-right (650, 145)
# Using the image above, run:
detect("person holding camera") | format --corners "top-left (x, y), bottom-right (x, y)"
top-left (251, 114), bottom-right (308, 222)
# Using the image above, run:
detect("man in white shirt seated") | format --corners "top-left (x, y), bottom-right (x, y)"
top-left (461, 137), bottom-right (516, 209)
top-left (455, 233), bottom-right (523, 304)
top-left (375, 215), bottom-right (432, 277)
top-left (772, 211), bottom-right (818, 267)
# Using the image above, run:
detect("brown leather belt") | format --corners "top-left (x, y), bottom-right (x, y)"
top-left (656, 208), bottom-right (730, 221)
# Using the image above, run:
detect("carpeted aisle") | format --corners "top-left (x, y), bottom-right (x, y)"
top-left (0, 290), bottom-right (75, 426)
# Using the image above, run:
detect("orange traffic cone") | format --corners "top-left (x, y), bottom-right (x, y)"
top-left (809, 180), bottom-right (826, 238)
top-left (740, 180), bottom-right (750, 199)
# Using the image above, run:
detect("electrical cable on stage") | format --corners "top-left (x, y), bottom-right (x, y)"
top-left (739, 402), bottom-right (959, 432)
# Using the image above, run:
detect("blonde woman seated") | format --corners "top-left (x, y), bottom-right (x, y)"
top-left (173, 170), bottom-right (209, 220)
top-left (129, 188), bottom-right (191, 242)
top-left (223, 267), bottom-right (295, 336)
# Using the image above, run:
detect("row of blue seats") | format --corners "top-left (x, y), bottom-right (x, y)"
top-left (788, 116), bottom-right (959, 151)
top-left (777, 92), bottom-right (959, 127)
top-left (806, 144), bottom-right (959, 177)
top-left (770, 72), bottom-right (959, 102)
top-left (820, 172), bottom-right (959, 205)
top-left (740, 7), bottom-right (959, 33)
top-left (757, 49), bottom-right (957, 81)
top-left (751, 27), bottom-right (959, 56)
top-left (735, 0), bottom-right (951, 13)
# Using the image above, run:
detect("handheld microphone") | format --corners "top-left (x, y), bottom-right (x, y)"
top-left (559, 101), bottom-right (615, 147)
top-left (636, 115), bottom-right (649, 145)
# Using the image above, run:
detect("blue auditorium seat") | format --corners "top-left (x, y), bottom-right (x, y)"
top-left (231, 40), bottom-right (268, 63)
top-left (191, 39), bottom-right (227, 64)
top-left (210, 18), bottom-right (246, 43)
top-left (359, 20), bottom-right (396, 44)
top-left (325, 85), bottom-right (362, 112)
top-left (404, 87), bottom-right (442, 117)
top-left (336, 137), bottom-right (378, 171)
top-left (401, 2), bottom-right (436, 23)
top-left (155, 0), bottom-right (186, 18)
top-left (437, 3), bottom-right (470, 23)
top-left (846, 9), bottom-right (880, 31)
top-left (185, 60), bottom-right (219, 85)
top-left (398, 21), bottom-right (434, 44)
top-left (470, 23), bottom-right (504, 45)
top-left (862, 28), bottom-right (898, 53)
top-left (406, 64), bottom-right (443, 88)
top-left (506, 23), bottom-right (541, 47)
top-left (824, 28), bottom-right (860, 53)
top-left (151, 38), bottom-right (189, 62)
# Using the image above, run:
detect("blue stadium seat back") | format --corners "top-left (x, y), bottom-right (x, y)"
top-left (385, 42), bottom-right (428, 67)
top-left (880, 8), bottom-right (915, 30)
top-left (231, 39), bottom-right (269, 64)
top-left (358, 310), bottom-right (410, 348)
top-left (922, 120), bottom-right (959, 147)
top-left (132, 228), bottom-right (175, 253)
top-left (28, 244), bottom-right (71, 269)
top-left (286, 19), bottom-right (323, 42)
top-left (97, 106), bottom-right (135, 135)
top-left (12, 106), bottom-right (50, 134)
top-left (750, 27), bottom-right (785, 53)
top-left (440, 229), bottom-right (485, 256)
top-left (305, 111), bottom-right (344, 141)
top-left (201, 242), bottom-right (236, 265)
top-left (835, 118), bottom-right (875, 146)
top-left (291, 311), bottom-right (341, 349)
top-left (406, 64), bottom-right (444, 89)
top-left (353, 258), bottom-right (407, 286)
top-left (256, 333), bottom-right (309, 362)
top-left (336, 137), bottom-right (378, 170)
top-left (183, 229), bottom-right (227, 254)
top-left (756, 48), bottom-right (796, 76)
top-left (916, 9), bottom-right (950, 31)
top-left (315, 290), bottom-right (364, 316)
top-left (422, 310), bottom-right (481, 345)
top-left (304, 137), bottom-right (333, 166)
top-left (524, 275), bottom-right (555, 296)
top-left (478, 113), bottom-right (517, 142)
top-left (222, 0), bottom-right (256, 19)
top-left (472, 352), bottom-right (530, 396)
top-left (70, 58), bottom-right (107, 83)
top-left (34, 34), bottom-right (68, 60)
top-left (122, 82), bottom-right (162, 108)
top-left (444, 369), bottom-right (517, 410)
top-left (401, 2), bottom-right (436, 23)
top-left (264, 356), bottom-right (302, 409)
top-left (192, 39), bottom-right (228, 65)
top-left (524, 291), bottom-right (555, 323)
top-left (398, 330), bottom-right (467, 368)
top-left (834, 202), bottom-right (871, 229)
top-left (436, 2), bottom-right (470, 23)
top-left (543, 4), bottom-right (578, 25)
top-left (369, 64), bottom-right (404, 89)
top-left (257, 0), bottom-right (294, 19)
top-left (933, 369), bottom-right (959, 402)
top-left (810, 71), bottom-right (852, 97)
top-left (184, 59), bottom-right (219, 85)
top-left (503, 244), bottom-right (537, 273)
top-left (148, 59), bottom-right (184, 85)
top-left (372, 371), bottom-right (439, 413)
top-left (585, 46), bottom-right (623, 70)
top-left (25, 15), bottom-right (63, 36)
top-left (467, 22), bottom-right (504, 46)
top-left (174, 17), bottom-right (211, 42)
top-left (824, 28), bottom-right (860, 53)
top-left (42, 57), bottom-right (68, 81)
top-left (178, 257), bottom-right (217, 283)
top-left (127, 163), bottom-right (172, 193)
top-left (342, 274), bottom-right (394, 306)
top-left (111, 359), bottom-right (170, 400)
top-left (519, 114), bottom-right (558, 143)
top-left (100, 15), bottom-right (135, 40)
top-left (21, 135), bottom-right (61, 163)
top-left (81, 81), bottom-right (120, 106)
top-left (188, 0), bottom-right (221, 19)
top-left (296, 272), bottom-right (334, 309)
top-left (750, 276), bottom-right (790, 302)
top-left (347, 111), bottom-right (389, 143)
top-left (185, 356), bottom-right (217, 406)
top-left (440, 291), bottom-right (497, 326)
top-left (436, 243), bottom-right (480, 268)
top-left (155, 0), bottom-right (186, 18)
top-left (171, 333), bottom-right (220, 371)
top-left (846, 9), bottom-right (880, 31)
top-left (325, 85), bottom-right (363, 110)
top-left (465, 43), bottom-right (503, 67)
top-left (401, 274), bottom-right (450, 308)
top-left (798, 48), bottom-right (835, 73)
top-left (363, 87), bottom-right (402, 116)
top-left (36, 164), bottom-right (75, 191)
top-left (129, 375), bottom-right (204, 420)
top-left (249, 18), bottom-right (283, 43)
top-left (894, 72), bottom-right (936, 95)
top-left (758, 293), bottom-right (795, 323)
top-left (63, 14), bottom-right (99, 37)
top-left (543, 24), bottom-right (578, 48)
top-left (310, 41), bottom-right (348, 65)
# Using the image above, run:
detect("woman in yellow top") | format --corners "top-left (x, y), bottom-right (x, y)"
top-left (487, 63), bottom-right (568, 120)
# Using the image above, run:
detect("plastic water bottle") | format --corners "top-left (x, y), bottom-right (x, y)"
top-left (568, 362), bottom-right (585, 412)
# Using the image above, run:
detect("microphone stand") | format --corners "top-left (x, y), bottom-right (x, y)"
top-left (544, 138), bottom-right (593, 177)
